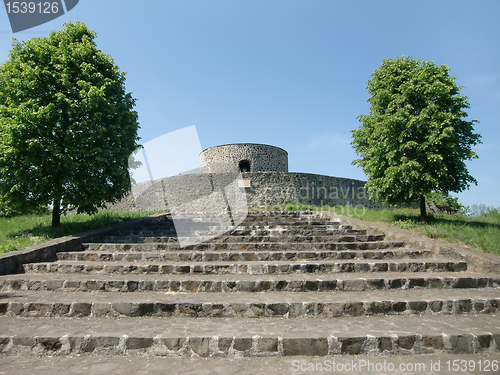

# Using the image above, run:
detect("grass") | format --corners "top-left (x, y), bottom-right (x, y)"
top-left (0, 210), bottom-right (157, 254)
top-left (281, 203), bottom-right (500, 257)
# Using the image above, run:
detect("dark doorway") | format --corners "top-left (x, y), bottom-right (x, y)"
top-left (239, 160), bottom-right (251, 172)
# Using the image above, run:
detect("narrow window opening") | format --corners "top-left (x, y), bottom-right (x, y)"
top-left (239, 160), bottom-right (251, 172)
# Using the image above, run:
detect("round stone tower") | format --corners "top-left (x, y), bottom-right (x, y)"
top-left (199, 143), bottom-right (288, 173)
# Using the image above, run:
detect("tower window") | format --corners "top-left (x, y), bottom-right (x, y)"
top-left (239, 160), bottom-right (251, 172)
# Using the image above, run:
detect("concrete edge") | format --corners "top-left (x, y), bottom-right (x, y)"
top-left (314, 211), bottom-right (500, 275)
top-left (0, 213), bottom-right (170, 276)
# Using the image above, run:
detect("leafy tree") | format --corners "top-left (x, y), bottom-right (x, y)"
top-left (351, 56), bottom-right (481, 217)
top-left (0, 22), bottom-right (140, 227)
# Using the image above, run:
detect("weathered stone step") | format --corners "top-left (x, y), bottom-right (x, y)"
top-left (89, 226), bottom-right (368, 241)
top-left (239, 219), bottom-right (343, 227)
top-left (214, 234), bottom-right (387, 243)
top-left (98, 217), bottom-right (338, 228)
top-left (2, 273), bottom-right (498, 293)
top-left (226, 218), bottom-right (335, 226)
top-left (174, 213), bottom-right (319, 220)
top-left (1, 314), bottom-right (499, 357)
top-left (87, 233), bottom-right (381, 244)
top-left (57, 248), bottom-right (433, 263)
top-left (244, 211), bottom-right (317, 218)
top-left (193, 225), bottom-right (361, 234)
top-left (81, 240), bottom-right (406, 252)
top-left (85, 222), bottom-right (355, 240)
top-left (1, 289), bottom-right (499, 318)
top-left (184, 223), bottom-right (354, 231)
top-left (23, 259), bottom-right (468, 275)
top-left (235, 225), bottom-right (360, 232)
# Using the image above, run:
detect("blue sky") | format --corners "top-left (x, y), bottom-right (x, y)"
top-left (1, 1), bottom-right (499, 208)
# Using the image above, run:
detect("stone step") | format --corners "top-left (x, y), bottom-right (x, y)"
top-left (173, 212), bottom-right (318, 220)
top-left (89, 226), bottom-right (368, 239)
top-left (57, 248), bottom-right (433, 262)
top-left (245, 211), bottom-right (317, 217)
top-left (234, 225), bottom-right (362, 232)
top-left (210, 224), bottom-right (358, 232)
top-left (99, 217), bottom-right (339, 228)
top-left (1, 273), bottom-right (498, 293)
top-left (23, 259), bottom-right (468, 275)
top-left (85, 222), bottom-right (355, 239)
top-left (0, 314), bottom-right (499, 357)
top-left (226, 218), bottom-right (336, 226)
top-left (239, 219), bottom-right (342, 227)
top-left (213, 234), bottom-right (387, 243)
top-left (81, 240), bottom-right (406, 252)
top-left (86, 232), bottom-right (381, 244)
top-left (1, 289), bottom-right (499, 318)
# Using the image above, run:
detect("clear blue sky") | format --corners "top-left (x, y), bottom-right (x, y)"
top-left (1, 1), bottom-right (499, 208)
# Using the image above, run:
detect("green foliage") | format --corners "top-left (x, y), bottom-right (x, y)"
top-left (0, 22), bottom-right (140, 226)
top-left (351, 56), bottom-right (481, 211)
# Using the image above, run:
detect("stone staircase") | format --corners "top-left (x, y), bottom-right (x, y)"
top-left (1, 211), bottom-right (500, 358)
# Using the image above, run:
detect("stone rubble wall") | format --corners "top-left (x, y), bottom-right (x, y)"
top-left (242, 172), bottom-right (384, 209)
top-left (200, 143), bottom-right (288, 172)
top-left (105, 172), bottom-right (385, 212)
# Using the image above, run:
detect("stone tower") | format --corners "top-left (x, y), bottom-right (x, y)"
top-left (199, 143), bottom-right (288, 173)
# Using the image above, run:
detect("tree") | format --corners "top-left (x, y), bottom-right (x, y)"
top-left (351, 56), bottom-right (481, 217)
top-left (0, 21), bottom-right (140, 227)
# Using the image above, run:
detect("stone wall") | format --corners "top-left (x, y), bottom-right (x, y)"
top-left (200, 143), bottom-right (288, 173)
top-left (106, 171), bottom-right (385, 212)
top-left (241, 172), bottom-right (384, 209)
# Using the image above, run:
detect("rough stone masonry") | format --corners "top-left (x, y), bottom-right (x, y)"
top-left (111, 143), bottom-right (387, 212)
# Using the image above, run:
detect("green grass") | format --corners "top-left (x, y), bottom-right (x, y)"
top-left (281, 203), bottom-right (500, 256)
top-left (0, 210), bottom-right (157, 254)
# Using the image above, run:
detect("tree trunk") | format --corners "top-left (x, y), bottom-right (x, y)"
top-left (420, 195), bottom-right (427, 218)
top-left (52, 199), bottom-right (61, 228)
